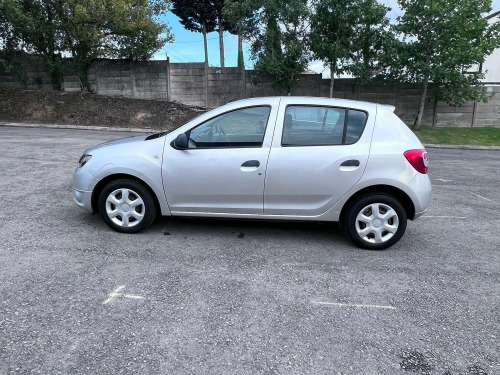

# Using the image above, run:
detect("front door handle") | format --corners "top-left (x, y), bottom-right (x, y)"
top-left (241, 160), bottom-right (260, 168)
top-left (340, 160), bottom-right (360, 167)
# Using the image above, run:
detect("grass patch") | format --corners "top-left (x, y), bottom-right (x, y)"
top-left (413, 126), bottom-right (500, 146)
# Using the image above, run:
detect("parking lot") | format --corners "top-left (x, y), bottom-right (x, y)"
top-left (0, 126), bottom-right (498, 375)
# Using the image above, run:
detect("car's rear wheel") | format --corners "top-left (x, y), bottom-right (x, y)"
top-left (98, 179), bottom-right (156, 233)
top-left (344, 194), bottom-right (407, 250)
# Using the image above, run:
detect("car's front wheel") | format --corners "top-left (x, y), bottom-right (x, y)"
top-left (98, 179), bottom-right (157, 233)
top-left (344, 194), bottom-right (407, 250)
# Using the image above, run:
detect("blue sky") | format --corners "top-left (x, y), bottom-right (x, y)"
top-left (154, 12), bottom-right (246, 67)
top-left (155, 0), bottom-right (500, 75)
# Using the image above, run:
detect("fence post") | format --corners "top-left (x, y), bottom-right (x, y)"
top-left (166, 56), bottom-right (171, 102)
top-left (241, 66), bottom-right (246, 99)
top-left (432, 99), bottom-right (438, 127)
top-left (471, 100), bottom-right (477, 127)
top-left (318, 74), bottom-right (322, 97)
top-left (204, 62), bottom-right (209, 109)
top-left (95, 61), bottom-right (100, 95)
top-left (396, 82), bottom-right (400, 110)
top-left (130, 61), bottom-right (136, 98)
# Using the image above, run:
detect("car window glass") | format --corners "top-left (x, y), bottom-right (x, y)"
top-left (282, 106), bottom-right (346, 146)
top-left (345, 110), bottom-right (367, 144)
top-left (188, 106), bottom-right (271, 148)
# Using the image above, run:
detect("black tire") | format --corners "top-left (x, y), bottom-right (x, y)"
top-left (343, 193), bottom-right (407, 250)
top-left (98, 179), bottom-right (157, 233)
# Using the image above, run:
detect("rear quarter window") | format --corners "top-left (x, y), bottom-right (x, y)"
top-left (345, 110), bottom-right (368, 144)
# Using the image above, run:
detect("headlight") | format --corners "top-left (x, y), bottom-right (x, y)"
top-left (78, 154), bottom-right (92, 168)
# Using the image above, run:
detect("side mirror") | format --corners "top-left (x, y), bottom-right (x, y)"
top-left (174, 133), bottom-right (188, 150)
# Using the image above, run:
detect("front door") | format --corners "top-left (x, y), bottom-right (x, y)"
top-left (162, 103), bottom-right (278, 215)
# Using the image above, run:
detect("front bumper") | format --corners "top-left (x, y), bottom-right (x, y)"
top-left (74, 190), bottom-right (93, 212)
top-left (73, 167), bottom-right (99, 212)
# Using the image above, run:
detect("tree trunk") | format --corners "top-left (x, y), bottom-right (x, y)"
top-left (329, 64), bottom-right (336, 98)
top-left (202, 22), bottom-right (208, 109)
top-left (46, 55), bottom-right (62, 91)
top-left (413, 75), bottom-right (429, 130)
top-left (202, 23), bottom-right (209, 67)
top-left (73, 52), bottom-right (91, 92)
top-left (237, 24), bottom-right (244, 68)
top-left (413, 54), bottom-right (431, 130)
top-left (218, 18), bottom-right (225, 69)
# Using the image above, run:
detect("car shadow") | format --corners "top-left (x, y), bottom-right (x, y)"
top-left (151, 216), bottom-right (348, 243)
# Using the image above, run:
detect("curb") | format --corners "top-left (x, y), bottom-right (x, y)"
top-left (423, 144), bottom-right (500, 151)
top-left (0, 121), bottom-right (161, 133)
top-left (1, 121), bottom-right (500, 150)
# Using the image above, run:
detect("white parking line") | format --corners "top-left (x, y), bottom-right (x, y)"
top-left (422, 215), bottom-right (466, 219)
top-left (103, 285), bottom-right (144, 304)
top-left (472, 193), bottom-right (497, 203)
top-left (311, 301), bottom-right (396, 310)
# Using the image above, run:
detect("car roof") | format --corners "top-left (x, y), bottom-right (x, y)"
top-left (227, 96), bottom-right (379, 112)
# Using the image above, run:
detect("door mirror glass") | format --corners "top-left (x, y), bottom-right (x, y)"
top-left (174, 133), bottom-right (188, 149)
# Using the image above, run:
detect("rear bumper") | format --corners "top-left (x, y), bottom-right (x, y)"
top-left (413, 209), bottom-right (427, 220)
top-left (407, 173), bottom-right (432, 220)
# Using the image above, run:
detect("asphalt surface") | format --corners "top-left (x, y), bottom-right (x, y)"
top-left (0, 126), bottom-right (498, 375)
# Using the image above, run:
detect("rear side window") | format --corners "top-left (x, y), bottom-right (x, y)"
top-left (282, 106), bottom-right (367, 146)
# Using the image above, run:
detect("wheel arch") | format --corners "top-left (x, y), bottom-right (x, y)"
top-left (339, 185), bottom-right (416, 226)
top-left (91, 173), bottom-right (163, 216)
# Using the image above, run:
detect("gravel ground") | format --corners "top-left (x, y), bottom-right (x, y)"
top-left (0, 126), bottom-right (498, 375)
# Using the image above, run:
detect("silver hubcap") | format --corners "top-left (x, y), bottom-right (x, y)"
top-left (355, 203), bottom-right (399, 244)
top-left (105, 188), bottom-right (145, 228)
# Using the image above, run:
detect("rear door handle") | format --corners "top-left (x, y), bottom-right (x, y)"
top-left (241, 160), bottom-right (260, 168)
top-left (340, 160), bottom-right (360, 167)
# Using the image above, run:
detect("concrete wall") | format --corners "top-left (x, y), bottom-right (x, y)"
top-left (169, 63), bottom-right (206, 107)
top-left (0, 56), bottom-right (499, 127)
top-left (63, 60), bottom-right (169, 101)
top-left (0, 53), bottom-right (53, 91)
top-left (207, 66), bottom-right (245, 108)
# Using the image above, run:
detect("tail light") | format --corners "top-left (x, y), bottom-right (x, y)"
top-left (404, 149), bottom-right (428, 174)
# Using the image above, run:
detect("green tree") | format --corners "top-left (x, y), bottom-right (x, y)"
top-left (396, 0), bottom-right (500, 130)
top-left (108, 0), bottom-right (172, 60)
top-left (348, 0), bottom-right (395, 84)
top-left (212, 0), bottom-right (238, 68)
top-left (249, 0), bottom-right (310, 94)
top-left (309, 0), bottom-right (393, 98)
top-left (224, 0), bottom-right (257, 68)
top-left (0, 0), bottom-right (170, 91)
top-left (62, 0), bottom-right (170, 91)
top-left (0, 0), bottom-right (64, 89)
top-left (171, 0), bottom-right (217, 66)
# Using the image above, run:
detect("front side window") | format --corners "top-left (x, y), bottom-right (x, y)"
top-left (282, 105), bottom-right (367, 146)
top-left (188, 106), bottom-right (271, 149)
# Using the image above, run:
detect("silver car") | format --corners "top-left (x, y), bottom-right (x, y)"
top-left (74, 97), bottom-right (431, 250)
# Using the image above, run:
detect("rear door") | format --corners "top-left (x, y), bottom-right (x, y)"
top-left (263, 98), bottom-right (374, 216)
